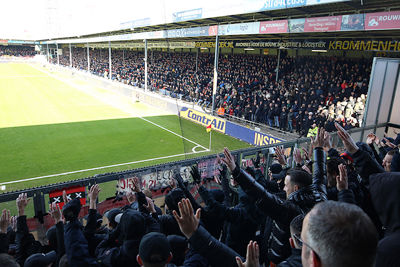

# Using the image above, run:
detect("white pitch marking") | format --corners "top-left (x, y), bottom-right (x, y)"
top-left (31, 64), bottom-right (208, 151)
top-left (0, 150), bottom-right (208, 185)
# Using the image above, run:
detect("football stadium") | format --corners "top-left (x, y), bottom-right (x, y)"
top-left (0, 0), bottom-right (400, 266)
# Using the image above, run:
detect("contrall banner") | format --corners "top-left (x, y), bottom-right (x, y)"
top-left (49, 185), bottom-right (86, 209)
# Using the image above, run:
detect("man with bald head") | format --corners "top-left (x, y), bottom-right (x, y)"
top-left (300, 201), bottom-right (378, 267)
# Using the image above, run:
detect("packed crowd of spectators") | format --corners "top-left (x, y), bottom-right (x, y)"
top-left (58, 48), bottom-right (370, 136)
top-left (0, 45), bottom-right (36, 57)
top-left (1, 125), bottom-right (399, 267)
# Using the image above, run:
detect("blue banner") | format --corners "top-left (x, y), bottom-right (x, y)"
top-left (225, 121), bottom-right (284, 146)
top-left (173, 8), bottom-right (202, 22)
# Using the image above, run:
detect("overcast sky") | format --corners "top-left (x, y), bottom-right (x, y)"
top-left (2, 0), bottom-right (343, 40)
top-left (0, 0), bottom-right (275, 40)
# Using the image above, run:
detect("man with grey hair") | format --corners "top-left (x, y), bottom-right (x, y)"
top-left (301, 201), bottom-right (378, 267)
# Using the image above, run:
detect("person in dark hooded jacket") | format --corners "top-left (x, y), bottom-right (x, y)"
top-left (369, 172), bottom-right (400, 267)
top-left (96, 209), bottom-right (158, 267)
top-left (219, 127), bottom-right (327, 265)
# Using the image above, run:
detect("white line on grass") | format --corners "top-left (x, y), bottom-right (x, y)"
top-left (0, 150), bottom-right (208, 185)
top-left (31, 64), bottom-right (209, 151)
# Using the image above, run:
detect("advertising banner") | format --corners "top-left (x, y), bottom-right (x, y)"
top-left (0, 40), bottom-right (8, 44)
top-left (304, 16), bottom-right (342, 32)
top-left (260, 0), bottom-right (287, 11)
top-left (289, 18), bottom-right (305, 33)
top-left (259, 20), bottom-right (289, 34)
top-left (49, 186), bottom-right (86, 209)
top-left (173, 8), bottom-right (202, 22)
top-left (225, 121), bottom-right (284, 146)
top-left (365, 11), bottom-right (400, 30)
top-left (328, 39), bottom-right (400, 52)
top-left (234, 40), bottom-right (327, 49)
top-left (208, 25), bottom-right (219, 36)
top-left (340, 14), bottom-right (364, 31)
top-left (232, 39), bottom-right (400, 52)
top-left (218, 22), bottom-right (260, 36)
top-left (167, 26), bottom-right (209, 38)
top-left (179, 107), bottom-right (226, 133)
top-left (195, 41), bottom-right (234, 48)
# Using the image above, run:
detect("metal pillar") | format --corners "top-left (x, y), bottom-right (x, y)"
top-left (87, 42), bottom-right (90, 72)
top-left (108, 41), bottom-right (112, 79)
top-left (56, 43), bottom-right (59, 65)
top-left (195, 48), bottom-right (199, 73)
top-left (276, 48), bottom-right (281, 82)
top-left (46, 43), bottom-right (49, 63)
top-left (144, 39), bottom-right (148, 92)
top-left (211, 35), bottom-right (219, 115)
top-left (69, 43), bottom-right (72, 67)
top-left (123, 49), bottom-right (125, 61)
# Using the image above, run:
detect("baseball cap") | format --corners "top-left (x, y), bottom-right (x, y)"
top-left (104, 208), bottom-right (122, 225)
top-left (269, 163), bottom-right (282, 174)
top-left (139, 232), bottom-right (171, 264)
top-left (24, 251), bottom-right (57, 267)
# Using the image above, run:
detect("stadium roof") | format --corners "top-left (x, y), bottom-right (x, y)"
top-left (41, 0), bottom-right (400, 42)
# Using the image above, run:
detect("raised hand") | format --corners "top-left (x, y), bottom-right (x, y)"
top-left (0, 209), bottom-right (11, 233)
top-left (335, 123), bottom-right (359, 154)
top-left (383, 138), bottom-right (397, 149)
top-left (336, 164), bottom-right (348, 191)
top-left (126, 191), bottom-right (136, 204)
top-left (323, 131), bottom-right (333, 151)
top-left (10, 216), bottom-right (17, 231)
top-left (293, 148), bottom-right (303, 165)
top-left (169, 178), bottom-right (177, 189)
top-left (132, 177), bottom-right (142, 193)
top-left (49, 202), bottom-right (62, 223)
top-left (16, 193), bottom-right (30, 216)
top-left (236, 240), bottom-right (260, 267)
top-left (310, 127), bottom-right (325, 149)
top-left (274, 146), bottom-right (287, 166)
top-left (88, 184), bottom-right (101, 209)
top-left (172, 198), bottom-right (201, 239)
top-left (143, 197), bottom-right (156, 214)
top-left (220, 147), bottom-right (236, 172)
top-left (366, 133), bottom-right (377, 145)
top-left (190, 165), bottom-right (202, 185)
top-left (301, 147), bottom-right (310, 160)
top-left (63, 190), bottom-right (69, 204)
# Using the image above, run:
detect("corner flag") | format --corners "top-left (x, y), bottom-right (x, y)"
top-left (206, 124), bottom-right (212, 133)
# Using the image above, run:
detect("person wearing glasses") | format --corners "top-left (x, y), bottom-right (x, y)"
top-left (300, 201), bottom-right (378, 267)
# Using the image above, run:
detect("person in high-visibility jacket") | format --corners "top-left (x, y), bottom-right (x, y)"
top-left (307, 123), bottom-right (318, 137)
top-left (217, 106), bottom-right (225, 117)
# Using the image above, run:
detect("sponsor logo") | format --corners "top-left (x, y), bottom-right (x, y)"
top-left (180, 107), bottom-right (226, 133)
top-left (253, 132), bottom-right (282, 146)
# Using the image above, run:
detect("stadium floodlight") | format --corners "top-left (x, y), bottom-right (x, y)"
top-left (244, 48), bottom-right (255, 51)
top-left (200, 47), bottom-right (208, 50)
top-left (312, 50), bottom-right (328, 52)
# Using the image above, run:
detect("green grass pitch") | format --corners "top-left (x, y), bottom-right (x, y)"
top-left (0, 63), bottom-right (250, 196)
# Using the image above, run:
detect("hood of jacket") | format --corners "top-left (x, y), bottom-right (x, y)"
top-left (369, 172), bottom-right (400, 234)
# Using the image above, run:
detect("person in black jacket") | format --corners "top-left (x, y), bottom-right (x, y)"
top-left (219, 127), bottom-right (327, 265)
top-left (335, 123), bottom-right (400, 267)
top-left (370, 172), bottom-right (400, 267)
